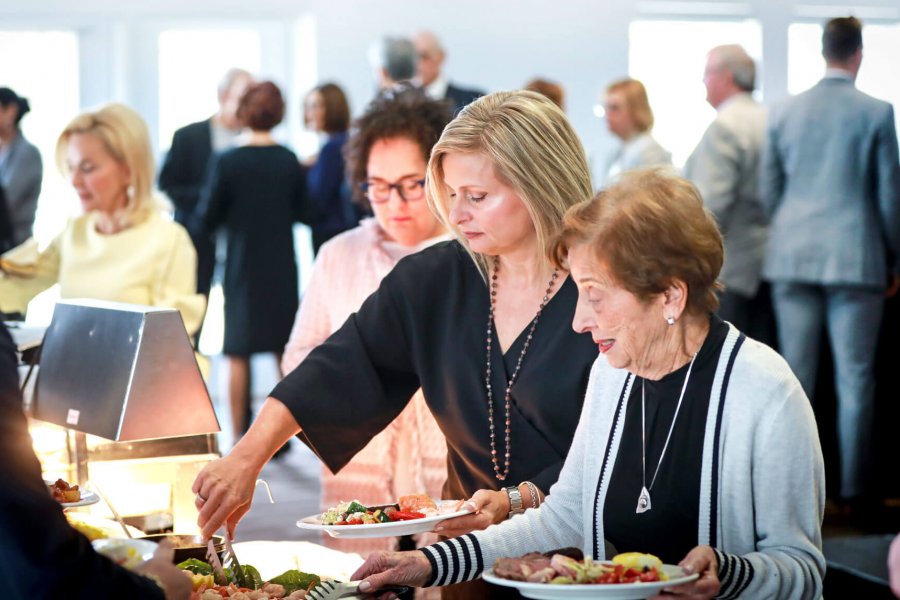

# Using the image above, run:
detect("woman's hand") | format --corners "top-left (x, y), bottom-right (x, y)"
top-left (193, 451), bottom-right (263, 540)
top-left (193, 398), bottom-right (302, 540)
top-left (353, 551), bottom-right (433, 594)
top-left (134, 539), bottom-right (192, 600)
top-left (432, 489), bottom-right (508, 537)
top-left (650, 546), bottom-right (720, 599)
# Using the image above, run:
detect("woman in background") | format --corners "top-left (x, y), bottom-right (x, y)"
top-left (303, 82), bottom-right (361, 254)
top-left (282, 89), bottom-right (453, 558)
top-left (600, 78), bottom-right (671, 187)
top-left (201, 81), bottom-right (312, 442)
top-left (0, 87), bottom-right (43, 248)
top-left (0, 103), bottom-right (204, 334)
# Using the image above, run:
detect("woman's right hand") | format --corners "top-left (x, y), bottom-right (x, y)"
top-left (353, 551), bottom-right (433, 593)
top-left (193, 451), bottom-right (262, 540)
top-left (193, 398), bottom-right (302, 540)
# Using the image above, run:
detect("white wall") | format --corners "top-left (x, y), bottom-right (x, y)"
top-left (2, 0), bottom-right (899, 181)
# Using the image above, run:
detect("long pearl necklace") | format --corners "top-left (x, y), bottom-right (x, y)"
top-left (485, 256), bottom-right (559, 481)
top-left (636, 351), bottom-right (698, 514)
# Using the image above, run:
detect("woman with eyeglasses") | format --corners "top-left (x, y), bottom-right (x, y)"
top-left (194, 90), bottom-right (598, 598)
top-left (281, 89), bottom-right (452, 558)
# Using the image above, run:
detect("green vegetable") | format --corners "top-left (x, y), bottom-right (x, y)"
top-left (176, 559), bottom-right (233, 583)
top-left (268, 569), bottom-right (321, 594)
top-left (242, 564), bottom-right (264, 589)
top-left (345, 501), bottom-right (367, 515)
top-left (177, 558), bottom-right (213, 575)
top-left (374, 509), bottom-right (392, 523)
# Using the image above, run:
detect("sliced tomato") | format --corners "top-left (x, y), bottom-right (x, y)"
top-left (389, 510), bottom-right (426, 521)
top-left (639, 569), bottom-right (661, 582)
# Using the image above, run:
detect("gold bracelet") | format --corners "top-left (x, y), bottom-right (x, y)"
top-left (520, 481), bottom-right (540, 510)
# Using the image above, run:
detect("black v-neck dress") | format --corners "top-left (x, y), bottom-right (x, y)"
top-left (272, 241), bottom-right (598, 501)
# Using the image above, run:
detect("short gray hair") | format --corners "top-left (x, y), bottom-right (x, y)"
top-left (711, 44), bottom-right (756, 92)
top-left (371, 37), bottom-right (416, 82)
top-left (218, 67), bottom-right (253, 97)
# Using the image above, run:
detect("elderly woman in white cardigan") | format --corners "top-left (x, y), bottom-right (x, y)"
top-left (351, 170), bottom-right (825, 600)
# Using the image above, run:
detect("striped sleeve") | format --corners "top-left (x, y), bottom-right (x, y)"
top-left (420, 534), bottom-right (484, 587)
top-left (714, 548), bottom-right (754, 599)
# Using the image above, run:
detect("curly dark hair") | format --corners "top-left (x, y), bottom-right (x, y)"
top-left (237, 81), bottom-right (285, 131)
top-left (344, 86), bottom-right (454, 211)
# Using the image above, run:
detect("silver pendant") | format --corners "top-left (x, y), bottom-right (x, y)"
top-left (636, 486), bottom-right (652, 514)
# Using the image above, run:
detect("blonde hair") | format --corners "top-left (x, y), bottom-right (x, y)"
top-left (605, 78), bottom-right (654, 133)
top-left (426, 90), bottom-right (593, 279)
top-left (56, 103), bottom-right (167, 230)
top-left (550, 169), bottom-right (724, 315)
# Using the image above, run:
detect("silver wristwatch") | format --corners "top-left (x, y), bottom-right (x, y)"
top-left (504, 485), bottom-right (524, 518)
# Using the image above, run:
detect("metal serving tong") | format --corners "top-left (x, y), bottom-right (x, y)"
top-left (206, 530), bottom-right (248, 588)
top-left (307, 580), bottom-right (409, 599)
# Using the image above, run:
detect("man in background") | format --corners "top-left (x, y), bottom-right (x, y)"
top-left (684, 44), bottom-right (774, 347)
top-left (413, 30), bottom-right (485, 113)
top-left (370, 37), bottom-right (418, 90)
top-left (158, 68), bottom-right (254, 305)
top-left (760, 16), bottom-right (900, 509)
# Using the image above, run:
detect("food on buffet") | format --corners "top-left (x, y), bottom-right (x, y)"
top-left (92, 539), bottom-right (157, 570)
top-left (48, 478), bottom-right (81, 503)
top-left (66, 512), bottom-right (145, 540)
top-left (493, 550), bottom-right (668, 585)
top-left (321, 494), bottom-right (464, 525)
top-left (179, 559), bottom-right (320, 599)
top-left (66, 514), bottom-right (107, 541)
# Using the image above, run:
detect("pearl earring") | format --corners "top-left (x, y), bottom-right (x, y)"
top-left (666, 315), bottom-right (676, 326)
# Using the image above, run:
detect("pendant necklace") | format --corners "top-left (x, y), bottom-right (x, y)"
top-left (636, 351), bottom-right (698, 514)
top-left (485, 255), bottom-right (558, 481)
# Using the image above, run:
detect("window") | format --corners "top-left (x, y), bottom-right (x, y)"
top-left (0, 30), bottom-right (80, 243)
top-left (157, 29), bottom-right (262, 150)
top-left (788, 22), bottom-right (900, 137)
top-left (628, 19), bottom-right (763, 167)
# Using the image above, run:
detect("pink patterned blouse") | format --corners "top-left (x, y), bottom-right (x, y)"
top-left (282, 218), bottom-right (449, 557)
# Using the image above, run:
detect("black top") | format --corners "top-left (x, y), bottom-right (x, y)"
top-left (0, 325), bottom-right (164, 599)
top-left (307, 132), bottom-right (359, 237)
top-left (604, 315), bottom-right (729, 564)
top-left (158, 119), bottom-right (217, 295)
top-left (272, 241), bottom-right (598, 499)
top-left (201, 144), bottom-right (312, 355)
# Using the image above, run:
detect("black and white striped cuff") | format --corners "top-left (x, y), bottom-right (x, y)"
top-left (714, 548), bottom-right (754, 599)
top-left (421, 534), bottom-right (484, 587)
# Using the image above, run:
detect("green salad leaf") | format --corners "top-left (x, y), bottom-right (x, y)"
top-left (242, 564), bottom-right (264, 589)
top-left (268, 569), bottom-right (321, 594)
top-left (177, 558), bottom-right (213, 575)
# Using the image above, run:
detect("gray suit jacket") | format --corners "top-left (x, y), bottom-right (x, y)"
top-left (760, 76), bottom-right (900, 288)
top-left (684, 93), bottom-right (768, 297)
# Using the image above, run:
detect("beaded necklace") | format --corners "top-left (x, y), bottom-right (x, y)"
top-left (485, 255), bottom-right (559, 481)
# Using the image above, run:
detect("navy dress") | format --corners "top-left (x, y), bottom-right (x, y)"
top-left (202, 144), bottom-right (312, 356)
top-left (307, 132), bottom-right (360, 253)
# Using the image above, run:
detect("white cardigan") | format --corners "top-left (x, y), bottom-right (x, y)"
top-left (422, 326), bottom-right (826, 599)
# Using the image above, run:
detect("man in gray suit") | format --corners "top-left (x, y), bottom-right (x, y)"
top-left (760, 17), bottom-right (900, 504)
top-left (684, 44), bottom-right (774, 346)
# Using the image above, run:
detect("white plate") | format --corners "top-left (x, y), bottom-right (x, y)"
top-left (45, 480), bottom-right (100, 508)
top-left (92, 538), bottom-right (157, 570)
top-left (481, 565), bottom-right (699, 599)
top-left (297, 501), bottom-right (471, 539)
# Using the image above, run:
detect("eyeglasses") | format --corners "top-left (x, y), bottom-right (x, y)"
top-left (360, 177), bottom-right (427, 204)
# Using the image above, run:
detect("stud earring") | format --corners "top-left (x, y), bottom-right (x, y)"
top-left (666, 315), bottom-right (676, 326)
top-left (126, 184), bottom-right (135, 201)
